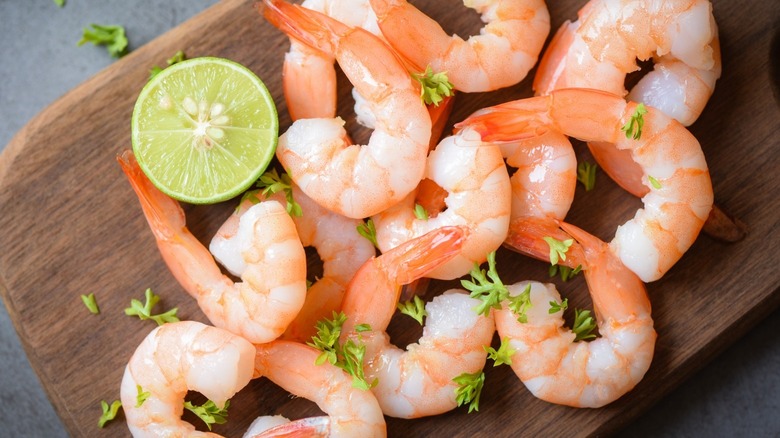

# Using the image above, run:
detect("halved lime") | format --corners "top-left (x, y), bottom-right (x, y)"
top-left (131, 57), bottom-right (278, 204)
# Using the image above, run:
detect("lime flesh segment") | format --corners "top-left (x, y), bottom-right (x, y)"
top-left (131, 57), bottom-right (278, 204)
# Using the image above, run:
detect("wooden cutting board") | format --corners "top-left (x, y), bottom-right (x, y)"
top-left (1, 0), bottom-right (778, 436)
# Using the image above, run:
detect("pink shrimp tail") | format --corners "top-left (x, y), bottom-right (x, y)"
top-left (503, 217), bottom-right (583, 270)
top-left (384, 225), bottom-right (468, 285)
top-left (248, 416), bottom-right (330, 438)
top-left (261, 0), bottom-right (348, 54)
top-left (455, 96), bottom-right (552, 143)
top-left (533, 20), bottom-right (576, 95)
top-left (428, 94), bottom-right (455, 151)
top-left (116, 150), bottom-right (184, 241)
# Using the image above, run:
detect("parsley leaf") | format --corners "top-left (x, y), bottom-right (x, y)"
top-left (356, 219), bottom-right (379, 249)
top-left (542, 236), bottom-right (573, 266)
top-left (397, 295), bottom-right (427, 325)
top-left (484, 338), bottom-right (515, 367)
top-left (254, 169), bottom-right (303, 217)
top-left (98, 400), bottom-right (122, 428)
top-left (461, 251), bottom-right (509, 317)
top-left (621, 103), bottom-right (648, 140)
top-left (413, 66), bottom-right (454, 106)
top-left (506, 283), bottom-right (532, 323)
top-left (548, 298), bottom-right (568, 314)
top-left (648, 175), bottom-right (662, 189)
top-left (453, 371), bottom-right (485, 413)
top-left (577, 161), bottom-right (598, 191)
top-left (81, 293), bottom-right (100, 314)
top-left (308, 312), bottom-right (377, 390)
top-left (135, 385), bottom-right (150, 408)
top-left (124, 288), bottom-right (179, 326)
top-left (572, 308), bottom-right (597, 341)
top-left (413, 203), bottom-right (429, 221)
top-left (77, 24), bottom-right (129, 58)
top-left (548, 264), bottom-right (582, 282)
top-left (184, 400), bottom-right (229, 431)
top-left (53, 0), bottom-right (65, 7)
top-left (150, 50), bottom-right (187, 80)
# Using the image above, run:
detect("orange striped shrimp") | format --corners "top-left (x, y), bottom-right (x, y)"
top-left (458, 88), bottom-right (713, 282)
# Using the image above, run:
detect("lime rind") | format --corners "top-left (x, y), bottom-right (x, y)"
top-left (131, 57), bottom-right (278, 204)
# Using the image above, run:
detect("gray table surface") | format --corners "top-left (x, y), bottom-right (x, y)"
top-left (1, 1), bottom-right (778, 437)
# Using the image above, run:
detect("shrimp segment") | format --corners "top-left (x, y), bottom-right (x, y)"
top-left (370, 0), bottom-right (550, 92)
top-left (341, 227), bottom-right (496, 418)
top-left (248, 341), bottom-right (386, 437)
top-left (210, 182), bottom-right (375, 342)
top-left (458, 89), bottom-right (714, 282)
top-left (120, 321), bottom-right (256, 437)
top-left (118, 151), bottom-right (307, 343)
top-left (373, 128), bottom-right (512, 280)
top-left (263, 0), bottom-right (431, 218)
top-left (495, 223), bottom-right (655, 408)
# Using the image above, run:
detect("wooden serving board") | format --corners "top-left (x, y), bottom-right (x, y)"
top-left (1, 0), bottom-right (778, 436)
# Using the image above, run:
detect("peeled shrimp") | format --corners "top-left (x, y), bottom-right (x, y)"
top-left (340, 226), bottom-right (496, 418)
top-left (535, 0), bottom-right (721, 127)
top-left (495, 222), bottom-right (655, 408)
top-left (120, 321), bottom-right (256, 437)
top-left (458, 89), bottom-right (714, 282)
top-left (372, 128), bottom-right (511, 280)
top-left (263, 0), bottom-right (432, 219)
top-left (118, 151), bottom-right (307, 343)
top-left (370, 0), bottom-right (550, 92)
top-left (246, 340), bottom-right (386, 437)
top-left (210, 181), bottom-right (375, 342)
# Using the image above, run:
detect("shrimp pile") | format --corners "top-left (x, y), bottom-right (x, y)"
top-left (115, 0), bottom-right (729, 435)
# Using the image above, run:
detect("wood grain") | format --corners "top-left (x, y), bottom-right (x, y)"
top-left (1, 0), bottom-right (778, 436)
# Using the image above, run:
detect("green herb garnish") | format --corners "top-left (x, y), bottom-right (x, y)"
top-left (413, 66), bottom-right (454, 106)
top-left (77, 24), bottom-right (128, 58)
top-left (543, 236), bottom-right (573, 266)
top-left (397, 295), bottom-right (427, 325)
top-left (98, 400), bottom-right (122, 428)
top-left (484, 338), bottom-right (515, 367)
top-left (308, 312), bottom-right (377, 390)
top-left (461, 251), bottom-right (509, 317)
top-left (648, 175), bottom-right (662, 189)
top-left (252, 169), bottom-right (302, 217)
top-left (548, 298), bottom-right (568, 314)
top-left (81, 293), bottom-right (100, 314)
top-left (621, 103), bottom-right (648, 140)
top-left (135, 385), bottom-right (150, 408)
top-left (357, 219), bottom-right (379, 249)
top-left (548, 264), bottom-right (582, 282)
top-left (124, 288), bottom-right (179, 326)
top-left (453, 371), bottom-right (485, 413)
top-left (150, 50), bottom-right (187, 80)
top-left (577, 161), bottom-right (598, 191)
top-left (184, 400), bottom-right (229, 431)
top-left (572, 308), bottom-right (597, 341)
top-left (413, 203), bottom-right (429, 220)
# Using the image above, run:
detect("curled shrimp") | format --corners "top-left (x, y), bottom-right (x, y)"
top-left (118, 151), bottom-right (307, 343)
top-left (369, 0), bottom-right (550, 92)
top-left (245, 340), bottom-right (386, 438)
top-left (458, 88), bottom-right (714, 282)
top-left (263, 0), bottom-right (432, 219)
top-left (535, 0), bottom-right (721, 127)
top-left (279, 0), bottom-right (381, 121)
top-left (120, 321), bottom-right (256, 437)
top-left (340, 226), bottom-right (496, 418)
top-left (495, 222), bottom-right (656, 408)
top-left (372, 128), bottom-right (511, 280)
top-left (210, 180), bottom-right (375, 342)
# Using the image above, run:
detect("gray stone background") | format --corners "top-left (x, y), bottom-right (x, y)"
top-left (0, 1), bottom-right (777, 437)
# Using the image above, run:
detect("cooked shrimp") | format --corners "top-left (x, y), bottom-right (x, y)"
top-left (369, 0), bottom-right (550, 92)
top-left (458, 88), bottom-right (714, 282)
top-left (120, 321), bottom-right (256, 437)
top-left (340, 226), bottom-right (496, 418)
top-left (210, 180), bottom-right (375, 342)
top-left (372, 127), bottom-right (511, 280)
top-left (535, 0), bottom-right (721, 127)
top-left (246, 340), bottom-right (386, 437)
top-left (263, 0), bottom-right (432, 218)
top-left (118, 151), bottom-right (307, 343)
top-left (495, 222), bottom-right (656, 408)
top-left (280, 0), bottom-right (381, 121)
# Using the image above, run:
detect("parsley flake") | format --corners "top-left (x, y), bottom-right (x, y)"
top-left (572, 308), bottom-right (597, 341)
top-left (356, 219), bottom-right (379, 249)
top-left (484, 338), bottom-right (515, 367)
top-left (461, 251), bottom-right (509, 317)
top-left (453, 371), bottom-right (485, 413)
top-left (124, 288), bottom-right (179, 326)
top-left (308, 312), bottom-right (377, 390)
top-left (648, 175), bottom-right (662, 189)
top-left (150, 50), bottom-right (187, 80)
top-left (98, 400), bottom-right (122, 428)
top-left (184, 400), bottom-right (229, 431)
top-left (548, 298), bottom-right (568, 314)
top-left (577, 161), bottom-right (598, 191)
top-left (250, 169), bottom-right (303, 217)
top-left (135, 385), bottom-right (150, 408)
top-left (413, 203), bottom-right (429, 220)
top-left (77, 24), bottom-right (129, 58)
top-left (507, 283), bottom-right (532, 323)
top-left (397, 295), bottom-right (427, 325)
top-left (543, 236), bottom-right (574, 266)
top-left (621, 103), bottom-right (648, 140)
top-left (413, 66), bottom-right (454, 106)
top-left (81, 293), bottom-right (100, 314)
top-left (548, 264), bottom-right (582, 282)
